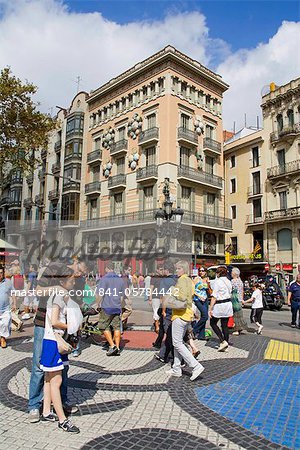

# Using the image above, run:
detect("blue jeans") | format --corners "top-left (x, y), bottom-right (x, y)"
top-left (28, 326), bottom-right (69, 411)
top-left (291, 301), bottom-right (300, 326)
top-left (193, 299), bottom-right (208, 339)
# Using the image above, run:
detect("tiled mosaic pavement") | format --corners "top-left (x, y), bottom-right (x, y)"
top-left (0, 332), bottom-right (299, 450)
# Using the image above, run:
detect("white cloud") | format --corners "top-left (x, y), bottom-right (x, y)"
top-left (219, 21), bottom-right (300, 130)
top-left (0, 0), bottom-right (299, 131)
top-left (0, 0), bottom-right (228, 111)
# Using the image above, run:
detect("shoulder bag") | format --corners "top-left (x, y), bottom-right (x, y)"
top-left (47, 312), bottom-right (73, 355)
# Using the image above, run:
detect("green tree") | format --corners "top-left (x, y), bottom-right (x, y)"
top-left (0, 67), bottom-right (56, 176)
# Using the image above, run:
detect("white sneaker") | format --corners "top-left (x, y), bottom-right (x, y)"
top-left (232, 331), bottom-right (240, 336)
top-left (217, 341), bottom-right (229, 352)
top-left (190, 365), bottom-right (204, 381)
top-left (165, 368), bottom-right (182, 377)
top-left (22, 313), bottom-right (31, 320)
top-left (28, 409), bottom-right (40, 423)
top-left (257, 325), bottom-right (263, 334)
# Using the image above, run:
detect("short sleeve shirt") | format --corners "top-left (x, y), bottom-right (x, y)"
top-left (251, 289), bottom-right (263, 309)
top-left (288, 282), bottom-right (300, 302)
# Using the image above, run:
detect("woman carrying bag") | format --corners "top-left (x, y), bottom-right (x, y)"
top-left (40, 268), bottom-right (81, 433)
top-left (165, 260), bottom-right (204, 381)
top-left (209, 266), bottom-right (233, 352)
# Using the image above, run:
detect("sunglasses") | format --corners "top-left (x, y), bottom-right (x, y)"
top-left (199, 269), bottom-right (206, 272)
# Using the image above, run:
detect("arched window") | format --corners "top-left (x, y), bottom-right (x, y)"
top-left (287, 109), bottom-right (294, 127)
top-left (277, 228), bottom-right (292, 251)
top-left (277, 114), bottom-right (283, 132)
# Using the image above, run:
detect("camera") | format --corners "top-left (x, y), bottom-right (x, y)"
top-left (67, 334), bottom-right (79, 348)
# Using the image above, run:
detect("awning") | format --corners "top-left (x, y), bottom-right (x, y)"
top-left (0, 238), bottom-right (20, 256)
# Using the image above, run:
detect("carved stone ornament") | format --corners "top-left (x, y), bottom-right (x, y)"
top-left (103, 161), bottom-right (112, 177)
top-left (128, 150), bottom-right (140, 170)
top-left (127, 113), bottom-right (143, 140)
top-left (102, 127), bottom-right (115, 150)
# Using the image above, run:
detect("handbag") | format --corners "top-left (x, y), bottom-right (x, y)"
top-left (228, 316), bottom-right (235, 328)
top-left (47, 312), bottom-right (73, 355)
top-left (231, 288), bottom-right (242, 313)
top-left (163, 294), bottom-right (187, 310)
top-left (54, 331), bottom-right (73, 355)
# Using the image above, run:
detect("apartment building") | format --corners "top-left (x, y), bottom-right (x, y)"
top-left (1, 46), bottom-right (232, 273)
top-left (224, 77), bottom-right (300, 278)
top-left (224, 127), bottom-right (267, 273)
top-left (263, 77), bottom-right (300, 276)
top-left (82, 46), bottom-right (231, 272)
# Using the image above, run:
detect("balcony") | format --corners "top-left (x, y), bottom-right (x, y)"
top-left (23, 198), bottom-right (33, 208)
top-left (80, 208), bottom-right (232, 232)
top-left (203, 137), bottom-right (222, 155)
top-left (54, 140), bottom-right (62, 152)
top-left (64, 152), bottom-right (82, 163)
top-left (177, 166), bottom-right (222, 189)
top-left (26, 174), bottom-right (34, 185)
top-left (65, 129), bottom-right (84, 142)
top-left (51, 162), bottom-right (61, 174)
top-left (48, 190), bottom-right (60, 201)
top-left (81, 209), bottom-right (157, 230)
top-left (8, 199), bottom-right (22, 208)
top-left (108, 174), bottom-right (126, 190)
top-left (177, 127), bottom-right (198, 145)
top-left (41, 149), bottom-right (47, 159)
top-left (247, 185), bottom-right (263, 197)
top-left (85, 181), bottom-right (101, 195)
top-left (87, 149), bottom-right (102, 164)
top-left (35, 194), bottom-right (44, 206)
top-left (267, 159), bottom-right (300, 179)
top-left (265, 206), bottom-right (300, 222)
top-left (63, 181), bottom-right (81, 193)
top-left (138, 127), bottom-right (159, 145)
top-left (136, 165), bottom-right (158, 183)
top-left (246, 215), bottom-right (263, 225)
top-left (182, 211), bottom-right (232, 231)
top-left (38, 169), bottom-right (46, 180)
top-left (110, 139), bottom-right (128, 156)
top-left (270, 123), bottom-right (300, 143)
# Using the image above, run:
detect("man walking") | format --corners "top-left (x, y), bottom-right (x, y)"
top-left (287, 274), bottom-right (300, 328)
top-left (97, 262), bottom-right (125, 355)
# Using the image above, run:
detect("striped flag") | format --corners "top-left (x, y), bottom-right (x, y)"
top-left (253, 241), bottom-right (262, 255)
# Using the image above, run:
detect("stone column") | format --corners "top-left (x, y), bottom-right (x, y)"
top-left (155, 81), bottom-right (159, 96)
top-left (125, 96), bottom-right (129, 109)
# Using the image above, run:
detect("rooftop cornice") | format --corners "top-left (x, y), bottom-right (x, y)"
top-left (261, 77), bottom-right (300, 108)
top-left (223, 132), bottom-right (264, 152)
top-left (88, 46), bottom-right (229, 104)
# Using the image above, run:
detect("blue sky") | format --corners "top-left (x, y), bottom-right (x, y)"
top-left (0, 0), bottom-right (299, 129)
top-left (64, 0), bottom-right (299, 52)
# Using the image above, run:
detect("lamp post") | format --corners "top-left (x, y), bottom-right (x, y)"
top-left (155, 178), bottom-right (184, 254)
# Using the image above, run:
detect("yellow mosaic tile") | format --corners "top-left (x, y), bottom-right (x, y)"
top-left (265, 339), bottom-right (300, 363)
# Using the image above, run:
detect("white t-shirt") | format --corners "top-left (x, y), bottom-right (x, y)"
top-left (251, 289), bottom-right (263, 309)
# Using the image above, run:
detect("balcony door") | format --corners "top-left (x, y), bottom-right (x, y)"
top-left (206, 193), bottom-right (216, 216)
top-left (252, 171), bottom-right (261, 195)
top-left (114, 192), bottom-right (123, 216)
top-left (145, 147), bottom-right (156, 166)
top-left (205, 156), bottom-right (214, 175)
top-left (180, 113), bottom-right (190, 130)
top-left (253, 199), bottom-right (262, 221)
top-left (116, 157), bottom-right (125, 175)
top-left (180, 147), bottom-right (190, 167)
top-left (279, 191), bottom-right (287, 210)
top-left (143, 186), bottom-right (154, 210)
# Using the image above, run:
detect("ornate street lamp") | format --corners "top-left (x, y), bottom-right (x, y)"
top-left (155, 178), bottom-right (184, 252)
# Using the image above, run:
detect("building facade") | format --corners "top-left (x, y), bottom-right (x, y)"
top-left (82, 46), bottom-right (231, 272)
top-left (263, 77), bottom-right (300, 276)
top-left (224, 127), bottom-right (267, 273)
top-left (1, 46), bottom-right (232, 273)
top-left (224, 77), bottom-right (300, 278)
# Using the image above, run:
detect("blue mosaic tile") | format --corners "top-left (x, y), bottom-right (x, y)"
top-left (195, 363), bottom-right (300, 449)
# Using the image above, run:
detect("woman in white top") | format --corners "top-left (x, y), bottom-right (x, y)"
top-left (243, 283), bottom-right (264, 334)
top-left (209, 266), bottom-right (233, 352)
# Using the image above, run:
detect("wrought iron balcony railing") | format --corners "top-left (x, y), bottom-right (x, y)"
top-left (265, 206), bottom-right (300, 221)
top-left (178, 165), bottom-right (222, 188)
top-left (177, 127), bottom-right (198, 144)
top-left (136, 165), bottom-right (158, 181)
top-left (138, 127), bottom-right (159, 144)
top-left (246, 214), bottom-right (263, 225)
top-left (247, 185), bottom-right (263, 196)
top-left (85, 181), bottom-right (101, 194)
top-left (110, 139), bottom-right (128, 155)
top-left (108, 174), bottom-right (126, 189)
top-left (267, 159), bottom-right (300, 178)
top-left (270, 122), bottom-right (300, 142)
top-left (63, 181), bottom-right (81, 192)
top-left (203, 137), bottom-right (222, 154)
top-left (87, 149), bottom-right (102, 163)
top-left (52, 162), bottom-right (61, 174)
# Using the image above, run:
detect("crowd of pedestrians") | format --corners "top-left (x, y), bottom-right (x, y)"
top-left (0, 255), bottom-right (300, 435)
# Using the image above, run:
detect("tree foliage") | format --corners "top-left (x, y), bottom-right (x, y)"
top-left (0, 67), bottom-right (57, 176)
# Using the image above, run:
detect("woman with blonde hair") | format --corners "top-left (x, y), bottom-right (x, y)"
top-left (166, 260), bottom-right (204, 381)
top-left (231, 267), bottom-right (247, 335)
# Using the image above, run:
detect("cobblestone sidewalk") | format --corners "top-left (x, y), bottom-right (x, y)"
top-left (0, 332), bottom-right (299, 450)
